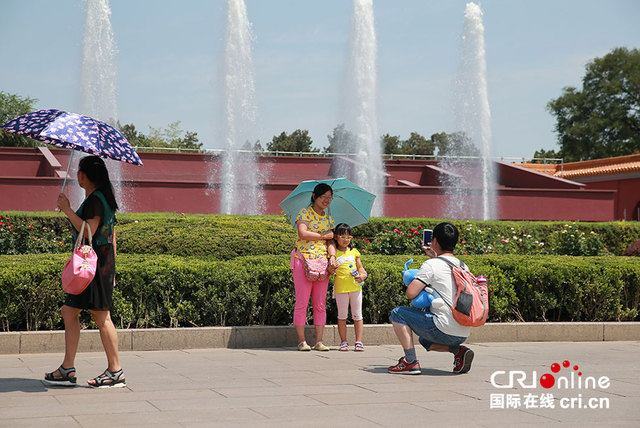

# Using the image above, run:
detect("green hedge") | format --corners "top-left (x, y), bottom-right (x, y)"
top-left (2, 212), bottom-right (640, 257)
top-left (0, 212), bottom-right (73, 255)
top-left (353, 218), bottom-right (640, 256)
top-left (114, 215), bottom-right (296, 259)
top-left (1, 254), bottom-right (638, 331)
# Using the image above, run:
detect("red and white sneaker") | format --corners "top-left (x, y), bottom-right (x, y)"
top-left (387, 357), bottom-right (421, 375)
top-left (453, 346), bottom-right (474, 374)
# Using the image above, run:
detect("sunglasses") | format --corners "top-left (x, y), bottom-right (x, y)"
top-left (337, 235), bottom-right (353, 240)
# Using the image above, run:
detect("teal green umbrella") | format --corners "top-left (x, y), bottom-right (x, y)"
top-left (279, 178), bottom-right (376, 228)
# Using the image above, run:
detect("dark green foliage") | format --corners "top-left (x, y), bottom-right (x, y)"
top-left (0, 254), bottom-right (65, 331)
top-left (0, 213), bottom-right (73, 255)
top-left (547, 47), bottom-right (640, 161)
top-left (115, 215), bottom-right (296, 259)
top-left (118, 121), bottom-right (203, 151)
top-left (0, 91), bottom-right (39, 148)
top-left (353, 218), bottom-right (640, 257)
top-left (324, 123), bottom-right (354, 153)
top-left (267, 129), bottom-right (318, 153)
top-left (2, 212), bottom-right (639, 257)
top-left (2, 212), bottom-right (639, 332)
top-left (532, 148), bottom-right (561, 161)
top-left (1, 253), bottom-right (638, 331)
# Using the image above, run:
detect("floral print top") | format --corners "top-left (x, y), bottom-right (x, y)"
top-left (295, 207), bottom-right (334, 259)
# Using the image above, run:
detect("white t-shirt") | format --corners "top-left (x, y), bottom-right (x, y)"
top-left (414, 255), bottom-right (472, 338)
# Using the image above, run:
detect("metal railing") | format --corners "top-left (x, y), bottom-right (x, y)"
top-left (131, 146), bottom-right (564, 174)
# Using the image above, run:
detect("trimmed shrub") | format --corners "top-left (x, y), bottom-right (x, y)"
top-left (2, 212), bottom-right (638, 257)
top-left (0, 254), bottom-right (65, 331)
top-left (354, 219), bottom-right (635, 256)
top-left (1, 254), bottom-right (638, 331)
top-left (114, 215), bottom-right (296, 259)
top-left (0, 213), bottom-right (71, 255)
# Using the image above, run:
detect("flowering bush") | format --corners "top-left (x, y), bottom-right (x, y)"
top-left (1, 212), bottom-right (638, 258)
top-left (360, 225), bottom-right (423, 255)
top-left (457, 222), bottom-right (549, 255)
top-left (0, 215), bottom-right (70, 255)
top-left (352, 220), bottom-right (617, 257)
top-left (547, 224), bottom-right (607, 256)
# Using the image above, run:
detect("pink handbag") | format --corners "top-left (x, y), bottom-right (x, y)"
top-left (291, 249), bottom-right (329, 281)
top-left (62, 221), bottom-right (97, 295)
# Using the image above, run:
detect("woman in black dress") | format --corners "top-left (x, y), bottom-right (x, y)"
top-left (44, 155), bottom-right (125, 388)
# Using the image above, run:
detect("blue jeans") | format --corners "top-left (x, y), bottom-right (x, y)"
top-left (389, 306), bottom-right (466, 350)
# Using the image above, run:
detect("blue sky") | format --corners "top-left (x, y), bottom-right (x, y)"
top-left (1, 0), bottom-right (638, 157)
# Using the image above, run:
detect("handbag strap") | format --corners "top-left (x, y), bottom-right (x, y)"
top-left (74, 221), bottom-right (93, 250)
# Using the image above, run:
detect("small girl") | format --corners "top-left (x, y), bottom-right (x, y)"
top-left (332, 223), bottom-right (367, 351)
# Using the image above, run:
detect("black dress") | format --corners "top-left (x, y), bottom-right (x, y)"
top-left (64, 192), bottom-right (116, 310)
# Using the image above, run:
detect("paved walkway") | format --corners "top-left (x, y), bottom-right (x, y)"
top-left (1, 341), bottom-right (639, 427)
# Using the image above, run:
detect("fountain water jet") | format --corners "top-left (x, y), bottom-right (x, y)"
top-left (446, 2), bottom-right (495, 220)
top-left (337, 0), bottom-right (384, 217)
top-left (219, 0), bottom-right (262, 215)
top-left (78, 0), bottom-right (125, 209)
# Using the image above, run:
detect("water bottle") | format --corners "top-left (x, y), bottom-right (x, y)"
top-left (350, 264), bottom-right (363, 286)
top-left (349, 264), bottom-right (359, 278)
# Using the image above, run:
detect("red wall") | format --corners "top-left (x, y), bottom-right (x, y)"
top-left (585, 178), bottom-right (640, 221)
top-left (0, 148), bottom-right (620, 221)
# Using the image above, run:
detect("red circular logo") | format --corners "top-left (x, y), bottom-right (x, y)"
top-left (540, 373), bottom-right (555, 389)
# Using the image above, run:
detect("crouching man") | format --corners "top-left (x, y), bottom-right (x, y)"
top-left (387, 222), bottom-right (474, 375)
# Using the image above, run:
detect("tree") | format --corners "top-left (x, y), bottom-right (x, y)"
top-left (266, 129), bottom-right (318, 153)
top-left (532, 148), bottom-right (561, 162)
top-left (400, 132), bottom-right (436, 155)
top-left (324, 123), bottom-right (354, 153)
top-left (118, 121), bottom-right (202, 151)
top-left (252, 140), bottom-right (264, 152)
top-left (149, 121), bottom-right (202, 150)
top-left (547, 47), bottom-right (640, 162)
top-left (382, 132), bottom-right (441, 156)
top-left (0, 91), bottom-right (39, 147)
top-left (432, 132), bottom-right (480, 157)
top-left (241, 140), bottom-right (263, 152)
top-left (382, 133), bottom-right (401, 154)
top-left (118, 122), bottom-right (152, 147)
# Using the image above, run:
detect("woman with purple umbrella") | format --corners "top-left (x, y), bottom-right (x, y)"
top-left (44, 155), bottom-right (125, 388)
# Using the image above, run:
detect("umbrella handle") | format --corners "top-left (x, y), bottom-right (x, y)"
top-left (56, 150), bottom-right (74, 211)
top-left (60, 150), bottom-right (74, 195)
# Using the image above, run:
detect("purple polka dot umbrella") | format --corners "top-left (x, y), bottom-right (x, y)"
top-left (1, 109), bottom-right (143, 166)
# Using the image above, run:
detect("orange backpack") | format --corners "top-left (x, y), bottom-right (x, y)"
top-left (434, 257), bottom-right (489, 327)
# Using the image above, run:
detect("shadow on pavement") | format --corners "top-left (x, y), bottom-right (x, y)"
top-left (0, 378), bottom-right (49, 393)
top-left (363, 367), bottom-right (453, 376)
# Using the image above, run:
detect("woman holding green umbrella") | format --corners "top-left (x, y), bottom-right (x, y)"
top-left (291, 183), bottom-right (337, 351)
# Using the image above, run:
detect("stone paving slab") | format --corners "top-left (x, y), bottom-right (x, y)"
top-left (1, 341), bottom-right (639, 427)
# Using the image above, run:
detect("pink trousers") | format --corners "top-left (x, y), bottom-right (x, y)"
top-left (292, 257), bottom-right (329, 326)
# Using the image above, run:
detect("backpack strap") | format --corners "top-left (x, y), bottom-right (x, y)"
top-left (436, 256), bottom-right (468, 272)
top-left (430, 286), bottom-right (451, 307)
top-left (431, 256), bottom-right (466, 307)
